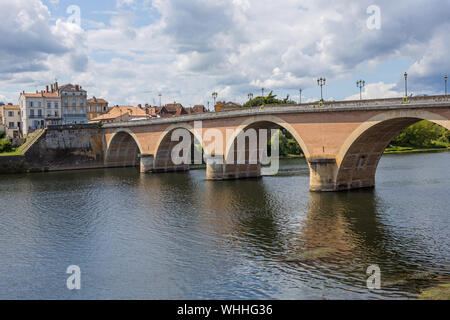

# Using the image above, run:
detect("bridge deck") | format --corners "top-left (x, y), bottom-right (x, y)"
top-left (104, 95), bottom-right (450, 128)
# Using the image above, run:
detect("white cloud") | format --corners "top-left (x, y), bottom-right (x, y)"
top-left (1, 0), bottom-right (450, 106)
top-left (345, 82), bottom-right (401, 100)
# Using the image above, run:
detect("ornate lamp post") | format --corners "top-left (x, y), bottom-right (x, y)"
top-left (356, 80), bottom-right (366, 100)
top-left (248, 93), bottom-right (253, 101)
top-left (158, 93), bottom-right (162, 107)
top-left (299, 88), bottom-right (302, 104)
top-left (212, 92), bottom-right (218, 108)
top-left (317, 78), bottom-right (326, 101)
top-left (404, 72), bottom-right (408, 98)
top-left (261, 88), bottom-right (265, 97)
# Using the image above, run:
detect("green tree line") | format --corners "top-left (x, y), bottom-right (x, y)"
top-left (243, 92), bottom-right (297, 108)
top-left (390, 120), bottom-right (450, 149)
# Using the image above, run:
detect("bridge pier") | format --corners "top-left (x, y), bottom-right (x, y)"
top-left (205, 155), bottom-right (262, 180)
top-left (139, 154), bottom-right (154, 173)
top-left (308, 158), bottom-right (339, 192)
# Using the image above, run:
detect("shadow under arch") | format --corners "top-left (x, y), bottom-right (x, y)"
top-left (335, 110), bottom-right (449, 190)
top-left (224, 115), bottom-right (311, 161)
top-left (217, 116), bottom-right (310, 180)
top-left (105, 129), bottom-right (143, 168)
top-left (153, 123), bottom-right (204, 172)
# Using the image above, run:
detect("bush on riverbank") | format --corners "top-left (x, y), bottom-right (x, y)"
top-left (0, 136), bottom-right (12, 153)
top-left (390, 120), bottom-right (450, 149)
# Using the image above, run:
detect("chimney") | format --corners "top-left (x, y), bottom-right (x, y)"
top-left (138, 104), bottom-right (142, 108)
top-left (75, 85), bottom-right (79, 91)
top-left (55, 82), bottom-right (58, 90)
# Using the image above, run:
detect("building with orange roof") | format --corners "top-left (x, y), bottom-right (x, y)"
top-left (87, 96), bottom-right (109, 121)
top-left (214, 101), bottom-right (242, 112)
top-left (19, 82), bottom-right (62, 135)
top-left (89, 106), bottom-right (149, 124)
top-left (0, 103), bottom-right (21, 139)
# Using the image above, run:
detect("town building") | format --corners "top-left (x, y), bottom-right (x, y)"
top-left (59, 84), bottom-right (88, 125)
top-left (87, 97), bottom-right (109, 121)
top-left (89, 106), bottom-right (148, 124)
top-left (0, 104), bottom-right (21, 139)
top-left (191, 105), bottom-right (208, 114)
top-left (214, 101), bottom-right (242, 112)
top-left (19, 85), bottom-right (62, 136)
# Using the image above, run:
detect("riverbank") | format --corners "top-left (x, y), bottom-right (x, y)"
top-left (384, 146), bottom-right (450, 154)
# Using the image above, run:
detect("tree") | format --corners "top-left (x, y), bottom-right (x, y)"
top-left (269, 129), bottom-right (303, 156)
top-left (0, 137), bottom-right (12, 153)
top-left (243, 91), bottom-right (297, 108)
top-left (391, 120), bottom-right (449, 148)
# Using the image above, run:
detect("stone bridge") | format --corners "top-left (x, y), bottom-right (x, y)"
top-left (102, 96), bottom-right (450, 192)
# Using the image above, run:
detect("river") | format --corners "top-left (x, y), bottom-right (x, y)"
top-left (0, 152), bottom-right (449, 299)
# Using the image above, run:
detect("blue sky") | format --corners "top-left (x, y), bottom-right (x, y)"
top-left (1, 0), bottom-right (449, 107)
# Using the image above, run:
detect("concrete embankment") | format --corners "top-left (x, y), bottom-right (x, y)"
top-left (0, 125), bottom-right (107, 174)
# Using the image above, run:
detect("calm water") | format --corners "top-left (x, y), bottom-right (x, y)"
top-left (0, 152), bottom-right (449, 300)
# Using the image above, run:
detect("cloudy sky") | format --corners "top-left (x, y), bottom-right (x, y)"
top-left (0, 0), bottom-right (449, 107)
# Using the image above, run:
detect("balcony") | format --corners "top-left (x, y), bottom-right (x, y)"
top-left (28, 115), bottom-right (44, 119)
top-left (63, 114), bottom-right (87, 118)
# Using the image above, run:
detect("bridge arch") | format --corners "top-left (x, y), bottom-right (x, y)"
top-left (153, 123), bottom-right (204, 172)
top-left (105, 128), bottom-right (143, 168)
top-left (208, 115), bottom-right (311, 180)
top-left (224, 115), bottom-right (311, 161)
top-left (335, 109), bottom-right (449, 190)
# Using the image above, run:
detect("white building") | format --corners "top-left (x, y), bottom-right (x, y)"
top-left (19, 85), bottom-right (62, 136)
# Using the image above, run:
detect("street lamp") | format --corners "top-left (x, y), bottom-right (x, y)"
top-left (404, 72), bottom-right (408, 98)
top-left (248, 93), bottom-right (253, 101)
top-left (445, 75), bottom-right (448, 96)
top-left (158, 93), bottom-right (162, 107)
top-left (261, 88), bottom-right (265, 97)
top-left (356, 80), bottom-right (366, 100)
top-left (299, 89), bottom-right (302, 104)
top-left (317, 78), bottom-right (326, 101)
top-left (212, 92), bottom-right (218, 107)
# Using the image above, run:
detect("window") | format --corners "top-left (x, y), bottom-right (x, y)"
top-left (97, 106), bottom-right (101, 112)
top-left (8, 111), bottom-right (13, 117)
top-left (64, 98), bottom-right (68, 105)
top-left (8, 122), bottom-right (14, 128)
top-left (38, 109), bottom-right (42, 117)
top-left (38, 102), bottom-right (42, 108)
top-left (47, 102), bottom-right (51, 108)
top-left (29, 101), bottom-right (33, 107)
top-left (30, 109), bottom-right (35, 116)
top-left (55, 103), bottom-right (59, 109)
top-left (65, 108), bottom-right (69, 115)
top-left (72, 108), bottom-right (76, 115)
top-left (72, 98), bottom-right (76, 106)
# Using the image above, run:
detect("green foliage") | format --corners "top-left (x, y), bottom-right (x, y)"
top-left (243, 91), bottom-right (297, 108)
top-left (0, 138), bottom-right (13, 153)
top-left (391, 120), bottom-right (450, 148)
top-left (270, 129), bottom-right (303, 156)
top-left (0, 131), bottom-right (5, 139)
